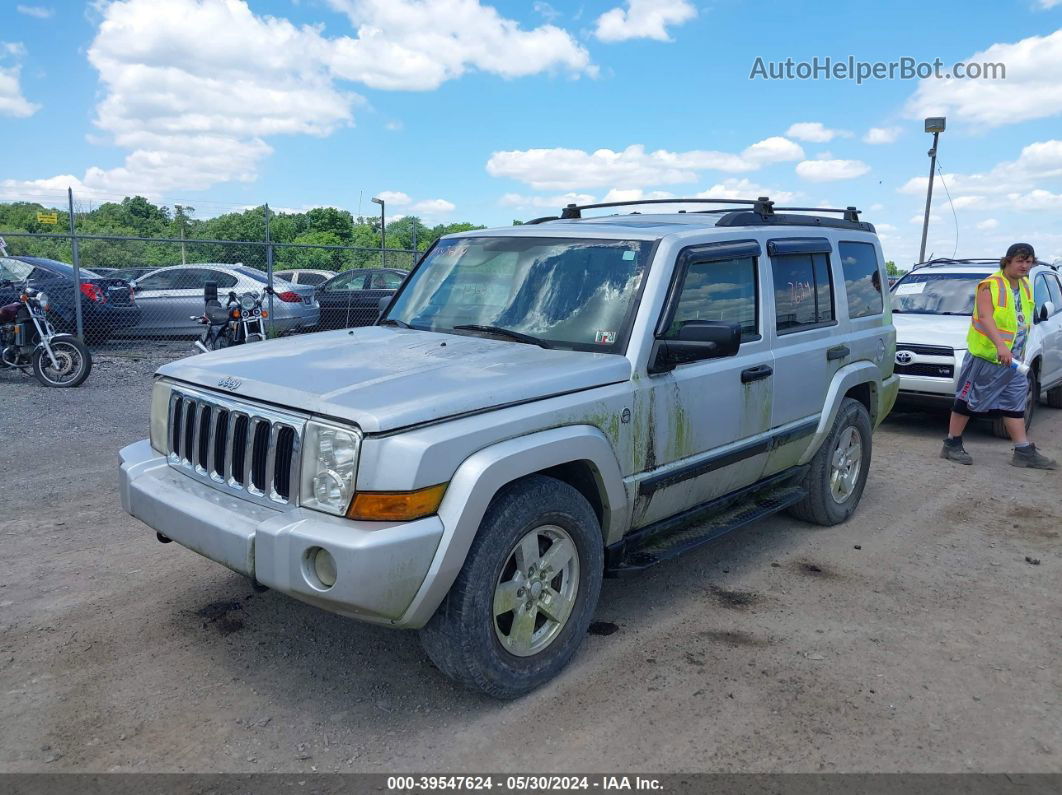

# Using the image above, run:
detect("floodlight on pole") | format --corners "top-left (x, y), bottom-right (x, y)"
top-left (371, 197), bottom-right (385, 257)
top-left (918, 117), bottom-right (945, 264)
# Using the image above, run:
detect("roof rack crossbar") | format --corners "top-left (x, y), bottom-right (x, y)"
top-left (558, 196), bottom-right (775, 220)
top-left (772, 205), bottom-right (861, 222)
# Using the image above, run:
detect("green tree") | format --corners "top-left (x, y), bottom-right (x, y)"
top-left (885, 260), bottom-right (906, 277)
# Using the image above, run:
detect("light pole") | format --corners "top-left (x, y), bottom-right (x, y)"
top-left (371, 196), bottom-right (385, 264)
top-left (918, 117), bottom-right (945, 264)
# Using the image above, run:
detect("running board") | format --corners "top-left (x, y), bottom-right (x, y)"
top-left (606, 480), bottom-right (807, 576)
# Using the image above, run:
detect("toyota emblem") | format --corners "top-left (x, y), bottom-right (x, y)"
top-left (895, 351), bottom-right (914, 365)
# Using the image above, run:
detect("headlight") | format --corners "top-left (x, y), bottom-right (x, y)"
top-left (239, 292), bottom-right (257, 311)
top-left (36, 291), bottom-right (50, 310)
top-left (149, 379), bottom-right (173, 453)
top-left (300, 420), bottom-right (362, 515)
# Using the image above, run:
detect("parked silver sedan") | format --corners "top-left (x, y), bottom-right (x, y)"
top-left (125, 264), bottom-right (319, 336)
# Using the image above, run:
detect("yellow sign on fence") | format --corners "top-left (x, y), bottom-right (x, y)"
top-left (36, 211), bottom-right (59, 225)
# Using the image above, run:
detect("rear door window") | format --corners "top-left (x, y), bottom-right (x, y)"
top-left (838, 241), bottom-right (884, 318)
top-left (770, 251), bottom-right (835, 332)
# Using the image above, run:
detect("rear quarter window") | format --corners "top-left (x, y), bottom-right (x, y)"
top-left (838, 241), bottom-right (884, 318)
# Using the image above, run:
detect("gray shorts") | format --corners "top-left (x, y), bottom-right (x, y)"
top-left (954, 354), bottom-right (1027, 418)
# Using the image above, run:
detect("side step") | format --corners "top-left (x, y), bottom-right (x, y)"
top-left (607, 484), bottom-right (807, 576)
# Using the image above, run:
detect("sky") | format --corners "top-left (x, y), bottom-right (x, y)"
top-left (1, 0), bottom-right (1061, 264)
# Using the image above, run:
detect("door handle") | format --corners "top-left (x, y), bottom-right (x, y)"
top-left (827, 345), bottom-right (850, 361)
top-left (741, 364), bottom-right (773, 383)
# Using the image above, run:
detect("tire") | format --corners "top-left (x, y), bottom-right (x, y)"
top-left (992, 368), bottom-right (1037, 439)
top-left (787, 397), bottom-right (873, 526)
top-left (1047, 383), bottom-right (1062, 409)
top-left (31, 335), bottom-right (92, 388)
top-left (419, 474), bottom-right (604, 699)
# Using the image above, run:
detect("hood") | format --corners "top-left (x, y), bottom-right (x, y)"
top-left (157, 327), bottom-right (631, 433)
top-left (893, 313), bottom-right (970, 352)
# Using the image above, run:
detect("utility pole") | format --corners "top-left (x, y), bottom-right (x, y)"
top-left (918, 117), bottom-right (946, 264)
top-left (371, 196), bottom-right (385, 266)
top-left (175, 204), bottom-right (194, 264)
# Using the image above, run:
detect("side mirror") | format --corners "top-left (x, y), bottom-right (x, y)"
top-left (1039, 301), bottom-right (1055, 323)
top-left (649, 320), bottom-right (741, 373)
top-left (377, 295), bottom-right (392, 321)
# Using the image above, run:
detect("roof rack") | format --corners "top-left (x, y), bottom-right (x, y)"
top-left (911, 257), bottom-right (1056, 272)
top-left (558, 197), bottom-right (776, 219)
top-left (526, 197), bottom-right (871, 231)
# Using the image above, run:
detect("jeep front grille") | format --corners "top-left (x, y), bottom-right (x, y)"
top-left (167, 385), bottom-right (304, 507)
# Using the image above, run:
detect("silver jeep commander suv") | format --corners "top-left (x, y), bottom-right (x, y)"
top-left (120, 197), bottom-right (898, 698)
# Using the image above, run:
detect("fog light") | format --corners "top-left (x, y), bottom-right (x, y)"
top-left (312, 547), bottom-right (337, 589)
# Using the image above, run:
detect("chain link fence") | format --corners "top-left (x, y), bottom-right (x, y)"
top-left (0, 196), bottom-right (419, 351)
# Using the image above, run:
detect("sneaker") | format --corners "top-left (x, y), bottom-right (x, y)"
top-left (940, 438), bottom-right (973, 465)
top-left (1011, 443), bottom-right (1057, 470)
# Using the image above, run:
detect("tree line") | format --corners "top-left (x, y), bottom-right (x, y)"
top-left (0, 197), bottom-right (485, 272)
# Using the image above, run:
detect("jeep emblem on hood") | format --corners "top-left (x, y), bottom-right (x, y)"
top-left (217, 376), bottom-right (242, 391)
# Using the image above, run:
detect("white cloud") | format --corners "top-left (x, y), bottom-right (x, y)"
top-left (795, 159), bottom-right (870, 182)
top-left (1009, 188), bottom-right (1062, 209)
top-left (905, 29), bottom-right (1062, 127)
top-left (16, 5), bottom-right (53, 18)
top-left (533, 2), bottom-right (560, 23)
top-left (910, 213), bottom-right (942, 224)
top-left (786, 122), bottom-right (851, 143)
top-left (375, 191), bottom-right (411, 206)
top-left (869, 203), bottom-right (885, 211)
top-left (977, 218), bottom-right (999, 230)
top-left (0, 42), bottom-right (39, 118)
top-left (1038, 1), bottom-right (1061, 9)
top-left (325, 0), bottom-right (593, 89)
top-left (898, 139), bottom-right (1062, 198)
top-left (864, 126), bottom-right (901, 144)
top-left (948, 195), bottom-right (986, 209)
top-left (411, 198), bottom-right (455, 214)
top-left (695, 178), bottom-right (798, 204)
top-left (2, 0), bottom-right (593, 199)
top-left (486, 138), bottom-right (804, 191)
top-left (500, 192), bottom-right (598, 209)
top-left (594, 0), bottom-right (697, 43)
top-left (384, 120), bottom-right (403, 131)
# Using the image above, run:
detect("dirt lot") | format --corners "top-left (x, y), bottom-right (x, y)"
top-left (0, 348), bottom-right (1059, 773)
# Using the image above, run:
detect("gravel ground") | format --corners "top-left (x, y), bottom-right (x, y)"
top-left (0, 349), bottom-right (1059, 773)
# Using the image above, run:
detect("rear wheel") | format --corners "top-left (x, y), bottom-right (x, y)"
top-left (419, 475), bottom-right (603, 699)
top-left (787, 397), bottom-right (872, 526)
top-left (32, 335), bottom-right (92, 387)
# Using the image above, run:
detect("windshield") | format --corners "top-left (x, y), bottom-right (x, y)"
top-left (891, 272), bottom-right (983, 315)
top-left (385, 236), bottom-right (653, 352)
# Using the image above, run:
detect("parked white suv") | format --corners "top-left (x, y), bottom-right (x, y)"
top-left (891, 258), bottom-right (1062, 435)
top-left (120, 197), bottom-right (898, 698)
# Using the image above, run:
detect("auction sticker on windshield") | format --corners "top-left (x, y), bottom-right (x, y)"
top-left (595, 330), bottom-right (617, 344)
top-left (895, 281), bottom-right (927, 295)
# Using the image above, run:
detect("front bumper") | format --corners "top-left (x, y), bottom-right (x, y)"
top-left (119, 439), bottom-right (442, 626)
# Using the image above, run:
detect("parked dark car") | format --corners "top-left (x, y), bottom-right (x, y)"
top-left (0, 255), bottom-right (141, 343)
top-left (94, 266), bottom-right (159, 282)
top-left (315, 268), bottom-right (407, 329)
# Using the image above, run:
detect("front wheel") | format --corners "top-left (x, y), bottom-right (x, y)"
top-left (787, 397), bottom-right (873, 526)
top-left (419, 475), bottom-right (603, 699)
top-left (32, 335), bottom-right (92, 387)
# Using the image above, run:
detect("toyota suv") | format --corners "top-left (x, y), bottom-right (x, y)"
top-left (891, 258), bottom-right (1062, 436)
top-left (119, 198), bottom-right (898, 698)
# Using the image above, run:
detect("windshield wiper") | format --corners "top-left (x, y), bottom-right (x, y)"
top-left (452, 324), bottom-right (552, 349)
top-left (379, 318), bottom-right (410, 328)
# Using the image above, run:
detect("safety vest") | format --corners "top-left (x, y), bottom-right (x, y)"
top-left (966, 271), bottom-right (1034, 363)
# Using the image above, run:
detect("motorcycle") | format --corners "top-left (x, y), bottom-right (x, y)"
top-left (193, 281), bottom-right (267, 353)
top-left (0, 281), bottom-right (93, 387)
